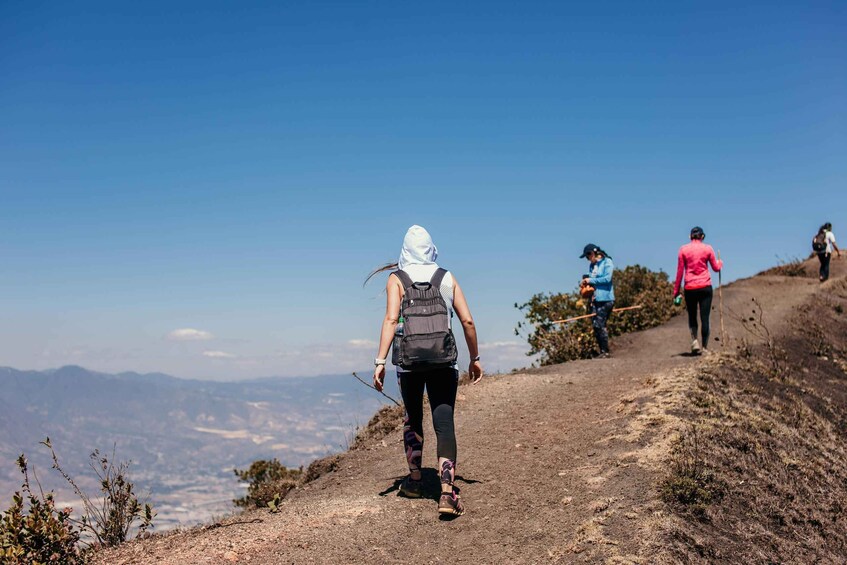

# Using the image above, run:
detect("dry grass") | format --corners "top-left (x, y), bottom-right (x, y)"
top-left (660, 425), bottom-right (724, 517)
top-left (301, 454), bottom-right (341, 484)
top-left (350, 404), bottom-right (404, 450)
top-left (760, 256), bottom-right (812, 277)
top-left (659, 282), bottom-right (847, 562)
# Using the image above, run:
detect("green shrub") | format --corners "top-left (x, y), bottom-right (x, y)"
top-left (233, 459), bottom-right (302, 509)
top-left (0, 455), bottom-right (84, 564)
top-left (516, 264), bottom-right (682, 364)
top-left (2, 440), bottom-right (153, 561)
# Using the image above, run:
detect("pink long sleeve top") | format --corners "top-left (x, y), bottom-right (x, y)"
top-left (673, 240), bottom-right (723, 295)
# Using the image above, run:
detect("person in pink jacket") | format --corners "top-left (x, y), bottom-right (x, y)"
top-left (673, 226), bottom-right (723, 354)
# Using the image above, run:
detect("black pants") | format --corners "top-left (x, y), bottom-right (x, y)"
top-left (684, 286), bottom-right (713, 347)
top-left (398, 368), bottom-right (458, 468)
top-left (591, 300), bottom-right (614, 354)
top-left (818, 252), bottom-right (831, 281)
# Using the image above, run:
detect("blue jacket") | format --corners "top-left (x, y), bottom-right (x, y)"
top-left (588, 257), bottom-right (615, 302)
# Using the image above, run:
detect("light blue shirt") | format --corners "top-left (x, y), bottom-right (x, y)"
top-left (588, 257), bottom-right (614, 302)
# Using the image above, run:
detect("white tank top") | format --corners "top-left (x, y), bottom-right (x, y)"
top-left (397, 264), bottom-right (454, 319)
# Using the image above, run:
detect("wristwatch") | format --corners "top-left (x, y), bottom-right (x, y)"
top-left (472, 355), bottom-right (481, 362)
top-left (374, 358), bottom-right (387, 366)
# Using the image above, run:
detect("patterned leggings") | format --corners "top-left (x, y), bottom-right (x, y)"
top-left (398, 368), bottom-right (458, 484)
top-left (591, 300), bottom-right (614, 354)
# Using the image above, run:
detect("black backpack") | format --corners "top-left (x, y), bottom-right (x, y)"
top-left (391, 268), bottom-right (458, 370)
top-left (813, 232), bottom-right (827, 253)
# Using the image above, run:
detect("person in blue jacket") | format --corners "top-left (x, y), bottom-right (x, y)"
top-left (580, 243), bottom-right (615, 358)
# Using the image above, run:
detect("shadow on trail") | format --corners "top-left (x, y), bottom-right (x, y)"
top-left (378, 469), bottom-right (481, 501)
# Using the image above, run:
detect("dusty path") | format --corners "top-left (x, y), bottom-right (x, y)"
top-left (97, 258), bottom-right (842, 564)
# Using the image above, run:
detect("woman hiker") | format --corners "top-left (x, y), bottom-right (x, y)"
top-left (814, 222), bottom-right (840, 282)
top-left (673, 226), bottom-right (723, 355)
top-left (368, 225), bottom-right (483, 517)
top-left (580, 243), bottom-right (615, 358)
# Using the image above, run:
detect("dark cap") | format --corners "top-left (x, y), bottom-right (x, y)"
top-left (690, 226), bottom-right (705, 239)
top-left (580, 243), bottom-right (600, 258)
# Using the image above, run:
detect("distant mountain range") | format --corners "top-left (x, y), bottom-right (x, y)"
top-left (0, 365), bottom-right (399, 529)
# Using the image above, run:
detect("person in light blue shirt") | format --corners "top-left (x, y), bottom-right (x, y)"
top-left (580, 243), bottom-right (615, 358)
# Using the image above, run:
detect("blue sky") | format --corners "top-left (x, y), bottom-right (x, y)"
top-left (1, 1), bottom-right (844, 379)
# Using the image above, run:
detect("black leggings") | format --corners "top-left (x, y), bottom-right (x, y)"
top-left (684, 286), bottom-right (713, 347)
top-left (398, 368), bottom-right (458, 470)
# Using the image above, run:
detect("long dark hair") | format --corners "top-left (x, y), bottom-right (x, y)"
top-left (364, 262), bottom-right (398, 287)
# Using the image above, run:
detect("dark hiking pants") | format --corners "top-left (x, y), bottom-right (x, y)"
top-left (818, 252), bottom-right (831, 281)
top-left (591, 300), bottom-right (614, 354)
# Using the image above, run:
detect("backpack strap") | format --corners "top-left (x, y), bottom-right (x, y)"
top-left (392, 270), bottom-right (414, 290)
top-left (430, 268), bottom-right (448, 289)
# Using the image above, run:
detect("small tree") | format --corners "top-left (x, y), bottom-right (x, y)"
top-left (516, 265), bottom-right (682, 364)
top-left (0, 455), bottom-right (84, 564)
top-left (233, 459), bottom-right (302, 509)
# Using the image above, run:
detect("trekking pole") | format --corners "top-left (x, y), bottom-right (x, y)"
top-left (718, 251), bottom-right (725, 345)
top-left (551, 304), bottom-right (643, 325)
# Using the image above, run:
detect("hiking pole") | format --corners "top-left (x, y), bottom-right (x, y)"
top-left (551, 304), bottom-right (643, 325)
top-left (718, 250), bottom-right (725, 346)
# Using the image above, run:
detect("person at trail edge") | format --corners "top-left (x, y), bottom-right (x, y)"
top-left (369, 225), bottom-right (483, 517)
top-left (580, 243), bottom-right (614, 358)
top-left (673, 226), bottom-right (723, 355)
top-left (813, 222), bottom-right (840, 282)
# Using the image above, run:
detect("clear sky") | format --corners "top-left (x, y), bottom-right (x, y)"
top-left (1, 1), bottom-right (844, 379)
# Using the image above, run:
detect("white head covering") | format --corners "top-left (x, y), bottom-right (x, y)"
top-left (398, 225), bottom-right (438, 270)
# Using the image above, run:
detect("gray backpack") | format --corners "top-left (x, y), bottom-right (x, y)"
top-left (391, 268), bottom-right (458, 370)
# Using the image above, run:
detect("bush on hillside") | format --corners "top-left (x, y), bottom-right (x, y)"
top-left (233, 459), bottom-right (302, 509)
top-left (516, 265), bottom-right (682, 364)
top-left (0, 455), bottom-right (84, 564)
top-left (44, 438), bottom-right (154, 548)
top-left (1, 440), bottom-right (155, 561)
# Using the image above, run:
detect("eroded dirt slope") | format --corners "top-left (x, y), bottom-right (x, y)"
top-left (95, 257), bottom-right (845, 564)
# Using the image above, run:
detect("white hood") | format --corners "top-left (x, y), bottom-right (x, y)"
top-left (398, 225), bottom-right (438, 270)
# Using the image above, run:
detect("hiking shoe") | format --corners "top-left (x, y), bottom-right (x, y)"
top-left (438, 490), bottom-right (465, 516)
top-left (399, 476), bottom-right (423, 498)
top-left (598, 352), bottom-right (611, 359)
top-left (691, 339), bottom-right (701, 354)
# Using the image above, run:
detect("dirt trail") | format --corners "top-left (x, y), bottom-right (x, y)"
top-left (97, 258), bottom-right (844, 564)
